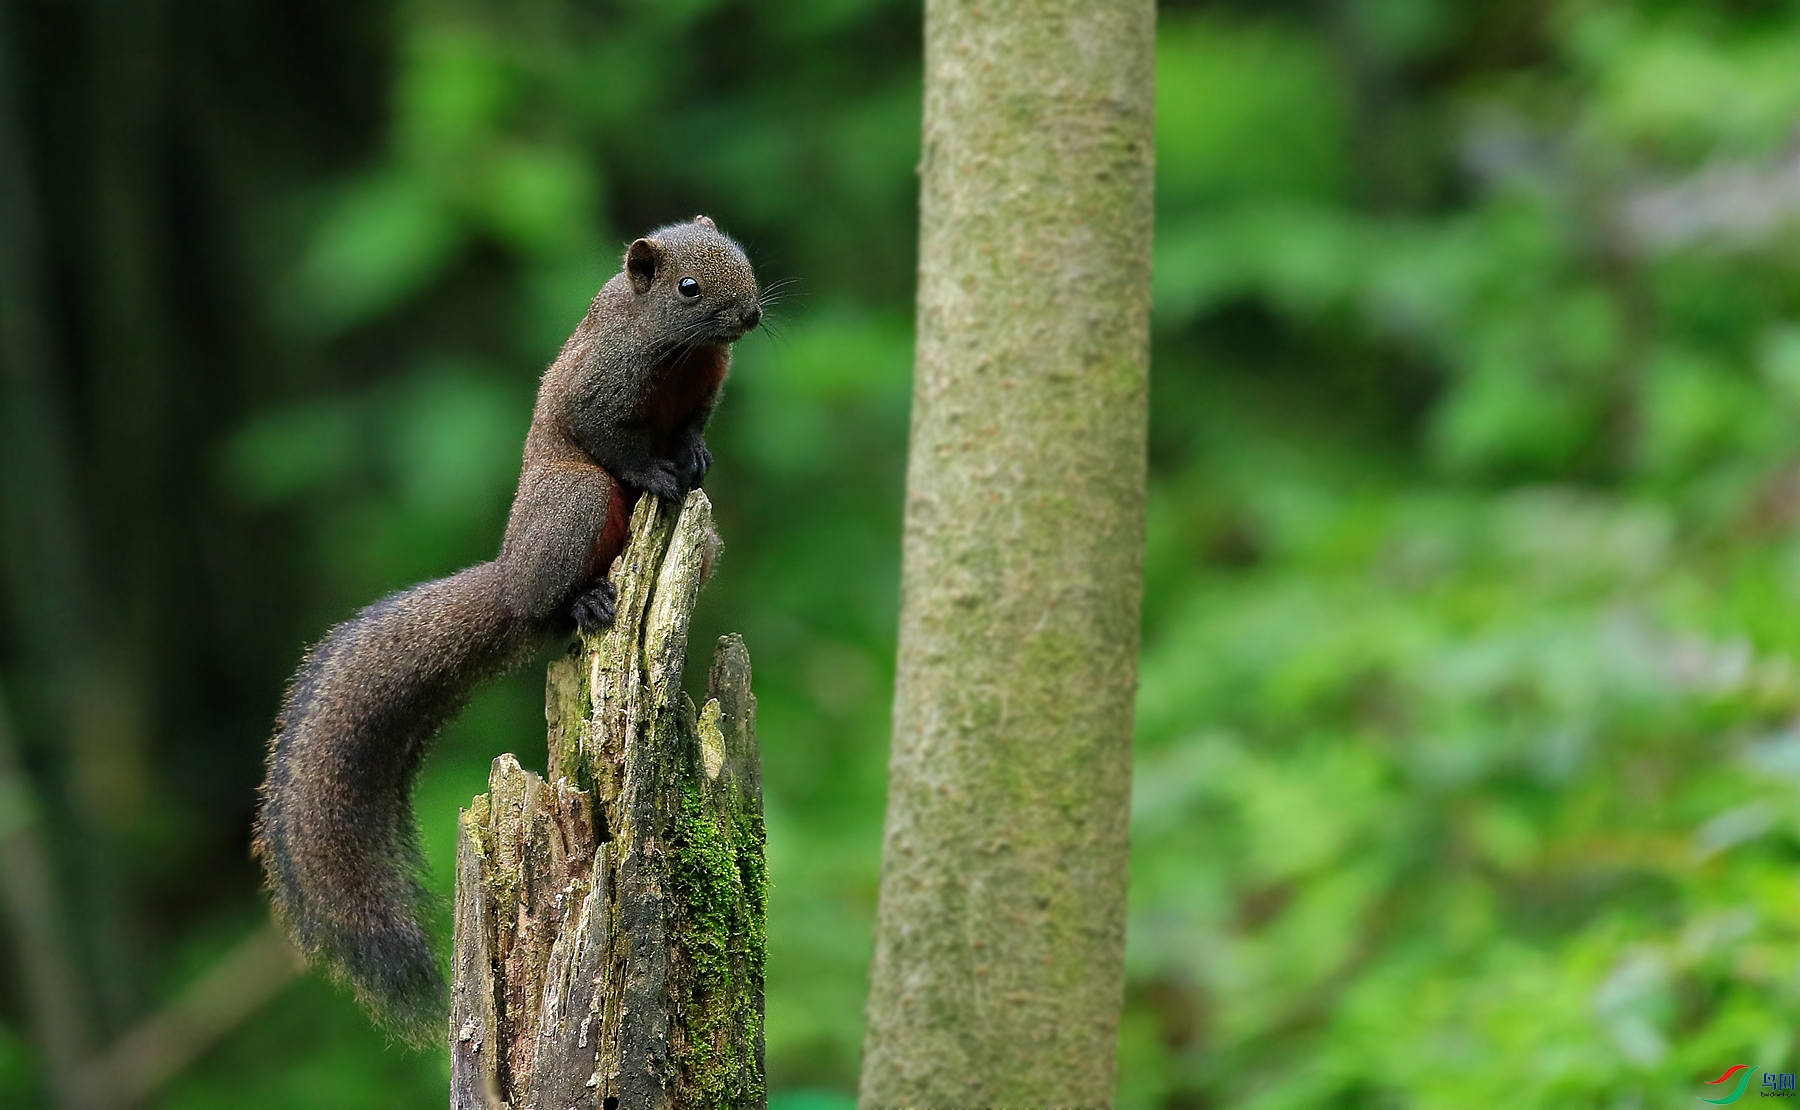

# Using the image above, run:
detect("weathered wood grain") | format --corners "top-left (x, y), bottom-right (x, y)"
top-left (451, 490), bottom-right (765, 1109)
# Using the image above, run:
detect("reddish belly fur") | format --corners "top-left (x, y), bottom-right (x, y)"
top-left (589, 343), bottom-right (728, 575)
top-left (589, 482), bottom-right (631, 577)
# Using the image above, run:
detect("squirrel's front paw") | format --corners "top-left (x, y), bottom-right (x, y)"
top-left (570, 578), bottom-right (618, 633)
top-left (630, 458), bottom-right (685, 503)
top-left (674, 437), bottom-right (712, 489)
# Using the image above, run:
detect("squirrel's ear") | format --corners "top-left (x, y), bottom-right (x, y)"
top-left (694, 214), bottom-right (716, 230)
top-left (626, 238), bottom-right (663, 294)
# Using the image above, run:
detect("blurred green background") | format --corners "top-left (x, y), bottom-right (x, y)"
top-left (4, 0), bottom-right (1800, 1106)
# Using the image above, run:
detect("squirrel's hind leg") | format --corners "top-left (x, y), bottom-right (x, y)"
top-left (570, 578), bottom-right (617, 632)
top-left (499, 461), bottom-right (626, 628)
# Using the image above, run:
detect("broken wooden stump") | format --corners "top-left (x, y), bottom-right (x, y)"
top-left (450, 490), bottom-right (765, 1110)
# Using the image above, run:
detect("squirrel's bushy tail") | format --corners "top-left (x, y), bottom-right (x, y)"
top-left (254, 561), bottom-right (535, 1043)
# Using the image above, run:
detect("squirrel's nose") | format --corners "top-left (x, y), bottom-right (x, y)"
top-left (740, 305), bottom-right (762, 331)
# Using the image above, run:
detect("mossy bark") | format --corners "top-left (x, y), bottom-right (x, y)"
top-left (859, 0), bottom-right (1154, 1105)
top-left (450, 491), bottom-right (765, 1110)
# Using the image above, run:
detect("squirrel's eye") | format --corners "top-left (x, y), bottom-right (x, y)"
top-left (678, 277), bottom-right (701, 299)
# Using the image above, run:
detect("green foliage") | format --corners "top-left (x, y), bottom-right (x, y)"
top-left (1128, 4), bottom-right (1800, 1106)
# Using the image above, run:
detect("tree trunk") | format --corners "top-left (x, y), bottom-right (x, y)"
top-left (859, 0), bottom-right (1154, 1105)
top-left (450, 491), bottom-right (766, 1110)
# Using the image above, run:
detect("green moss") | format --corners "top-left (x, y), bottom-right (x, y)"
top-left (462, 795), bottom-right (492, 859)
top-left (670, 781), bottom-right (766, 1107)
top-left (733, 804), bottom-right (768, 984)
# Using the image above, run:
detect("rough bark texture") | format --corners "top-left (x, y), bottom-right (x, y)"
top-left (451, 490), bottom-right (765, 1110)
top-left (859, 0), bottom-right (1154, 1105)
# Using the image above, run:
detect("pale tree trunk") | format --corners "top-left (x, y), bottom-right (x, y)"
top-left (859, 0), bottom-right (1154, 1105)
top-left (451, 491), bottom-right (766, 1110)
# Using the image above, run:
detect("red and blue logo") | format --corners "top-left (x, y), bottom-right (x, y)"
top-left (1700, 1065), bottom-right (1796, 1103)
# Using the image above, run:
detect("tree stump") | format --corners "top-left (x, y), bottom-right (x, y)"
top-left (449, 490), bottom-right (766, 1110)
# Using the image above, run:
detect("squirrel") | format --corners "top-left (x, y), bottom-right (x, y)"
top-left (253, 216), bottom-right (761, 1043)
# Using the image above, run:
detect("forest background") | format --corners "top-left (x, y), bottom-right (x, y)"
top-left (5, 1), bottom-right (1800, 1106)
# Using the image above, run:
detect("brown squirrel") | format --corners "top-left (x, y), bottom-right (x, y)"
top-left (253, 216), bottom-right (761, 1042)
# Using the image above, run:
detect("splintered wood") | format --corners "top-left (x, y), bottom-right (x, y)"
top-left (450, 491), bottom-right (765, 1110)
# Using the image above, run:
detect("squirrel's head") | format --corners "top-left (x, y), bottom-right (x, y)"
top-left (624, 216), bottom-right (762, 343)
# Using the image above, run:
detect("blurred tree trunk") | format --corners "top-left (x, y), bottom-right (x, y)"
top-left (0, 0), bottom-right (171, 1044)
top-left (859, 0), bottom-right (1154, 1105)
top-left (0, 694), bottom-right (94, 1110)
top-left (451, 492), bottom-right (766, 1110)
top-left (0, 10), bottom-right (107, 1096)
